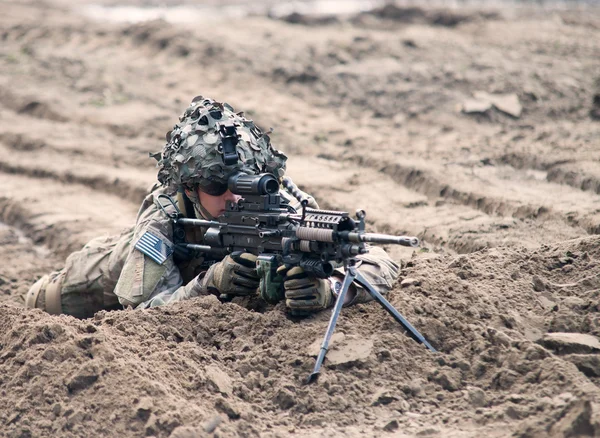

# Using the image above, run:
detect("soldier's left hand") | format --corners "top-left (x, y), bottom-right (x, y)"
top-left (204, 252), bottom-right (260, 296)
top-left (277, 266), bottom-right (334, 315)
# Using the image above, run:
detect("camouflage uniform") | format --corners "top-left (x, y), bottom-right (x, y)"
top-left (25, 97), bottom-right (399, 318)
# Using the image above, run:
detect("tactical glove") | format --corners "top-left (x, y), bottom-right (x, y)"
top-left (277, 266), bottom-right (334, 315)
top-left (203, 252), bottom-right (259, 296)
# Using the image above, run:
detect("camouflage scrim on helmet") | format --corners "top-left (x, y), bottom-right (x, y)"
top-left (154, 96), bottom-right (287, 188)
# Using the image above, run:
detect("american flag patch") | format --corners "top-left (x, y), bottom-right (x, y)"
top-left (135, 231), bottom-right (173, 265)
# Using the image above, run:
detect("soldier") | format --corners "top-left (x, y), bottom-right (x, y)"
top-left (25, 97), bottom-right (399, 318)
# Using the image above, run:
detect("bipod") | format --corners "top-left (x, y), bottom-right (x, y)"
top-left (307, 261), bottom-right (437, 384)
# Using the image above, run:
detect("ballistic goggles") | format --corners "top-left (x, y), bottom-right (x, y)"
top-left (197, 179), bottom-right (229, 196)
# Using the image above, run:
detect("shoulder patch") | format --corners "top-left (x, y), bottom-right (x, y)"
top-left (135, 231), bottom-right (173, 265)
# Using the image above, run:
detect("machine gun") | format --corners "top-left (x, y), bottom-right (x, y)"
top-left (157, 173), bottom-right (436, 383)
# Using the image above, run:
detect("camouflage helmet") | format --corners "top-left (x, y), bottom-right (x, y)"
top-left (155, 96), bottom-right (287, 192)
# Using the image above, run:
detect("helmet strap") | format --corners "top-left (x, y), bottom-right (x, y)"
top-left (194, 202), bottom-right (216, 221)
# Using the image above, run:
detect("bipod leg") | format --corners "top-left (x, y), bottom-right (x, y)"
top-left (354, 271), bottom-right (437, 353)
top-left (306, 268), bottom-right (357, 384)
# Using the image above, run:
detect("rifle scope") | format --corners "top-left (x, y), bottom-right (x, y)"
top-left (228, 173), bottom-right (279, 196)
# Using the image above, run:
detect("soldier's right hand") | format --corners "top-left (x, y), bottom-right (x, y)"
top-left (203, 252), bottom-right (259, 296)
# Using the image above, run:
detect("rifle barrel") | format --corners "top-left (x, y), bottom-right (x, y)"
top-left (177, 218), bottom-right (222, 227)
top-left (178, 243), bottom-right (229, 258)
top-left (182, 243), bottom-right (213, 252)
top-left (356, 233), bottom-right (419, 247)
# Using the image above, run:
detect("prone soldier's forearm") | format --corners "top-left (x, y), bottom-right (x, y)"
top-left (334, 246), bottom-right (400, 306)
top-left (115, 246), bottom-right (207, 309)
top-left (135, 278), bottom-right (200, 309)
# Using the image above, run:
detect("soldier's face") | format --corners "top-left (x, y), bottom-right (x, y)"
top-left (198, 189), bottom-right (242, 217)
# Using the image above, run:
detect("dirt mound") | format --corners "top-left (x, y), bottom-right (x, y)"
top-left (278, 12), bottom-right (340, 26)
top-left (3, 236), bottom-right (600, 436)
top-left (0, 87), bottom-right (67, 123)
top-left (2, 0), bottom-right (600, 436)
top-left (353, 4), bottom-right (501, 28)
top-left (0, 295), bottom-right (429, 437)
top-left (274, 5), bottom-right (501, 29)
top-left (591, 77), bottom-right (600, 121)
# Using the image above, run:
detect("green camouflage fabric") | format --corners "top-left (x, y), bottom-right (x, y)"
top-left (24, 183), bottom-right (398, 318)
top-left (113, 185), bottom-right (210, 309)
top-left (336, 246), bottom-right (399, 306)
top-left (25, 95), bottom-right (398, 316)
top-left (25, 184), bottom-right (399, 314)
top-left (115, 183), bottom-right (399, 308)
top-left (155, 96), bottom-right (287, 189)
top-left (115, 186), bottom-right (399, 309)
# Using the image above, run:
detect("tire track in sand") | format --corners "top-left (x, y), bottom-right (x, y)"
top-left (0, 5), bottom-right (597, 257)
top-left (0, 142), bottom-right (154, 206)
top-left (0, 173), bottom-right (138, 258)
top-left (287, 156), bottom-right (586, 254)
top-left (318, 151), bottom-right (600, 235)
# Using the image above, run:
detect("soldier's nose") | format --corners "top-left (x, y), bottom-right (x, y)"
top-left (223, 190), bottom-right (241, 202)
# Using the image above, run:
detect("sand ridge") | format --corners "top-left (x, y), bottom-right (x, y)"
top-left (1, 1), bottom-right (600, 436)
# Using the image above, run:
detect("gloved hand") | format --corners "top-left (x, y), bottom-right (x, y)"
top-left (203, 252), bottom-right (259, 296)
top-left (277, 266), bottom-right (334, 315)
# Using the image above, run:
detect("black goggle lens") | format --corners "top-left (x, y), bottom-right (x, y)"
top-left (199, 181), bottom-right (228, 196)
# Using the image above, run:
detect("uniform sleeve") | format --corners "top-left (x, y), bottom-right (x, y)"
top-left (334, 246), bottom-right (400, 306)
top-left (135, 263), bottom-right (204, 309)
top-left (113, 202), bottom-right (206, 309)
top-left (114, 234), bottom-right (209, 308)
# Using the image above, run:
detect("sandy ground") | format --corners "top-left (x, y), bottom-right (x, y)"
top-left (1, 0), bottom-right (600, 436)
